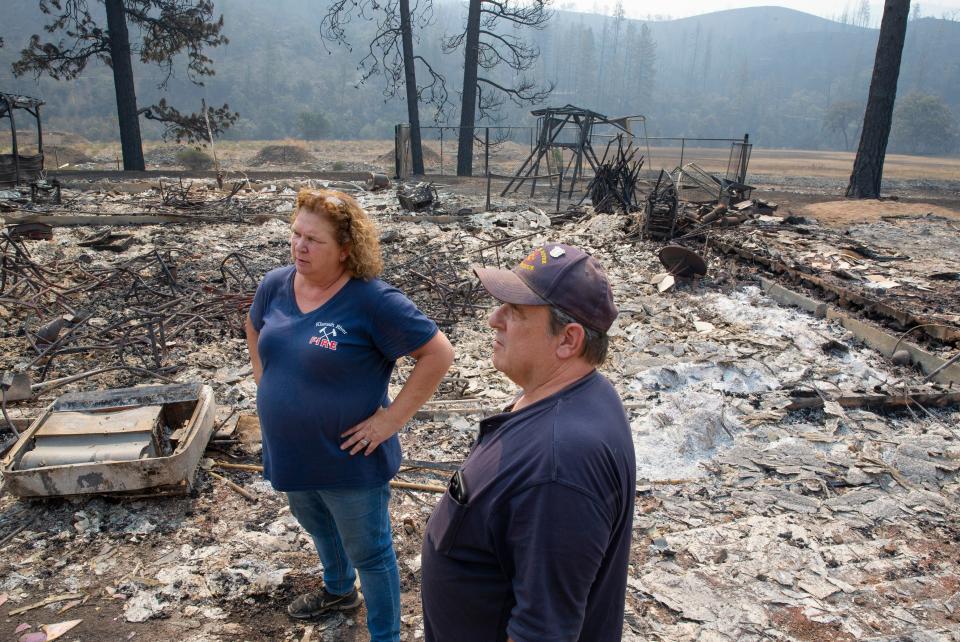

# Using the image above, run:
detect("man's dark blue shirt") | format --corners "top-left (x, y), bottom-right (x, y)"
top-left (421, 371), bottom-right (636, 642)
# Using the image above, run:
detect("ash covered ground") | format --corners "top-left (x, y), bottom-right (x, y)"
top-left (1, 174), bottom-right (959, 641)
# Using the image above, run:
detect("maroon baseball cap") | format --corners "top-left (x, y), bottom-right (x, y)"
top-left (474, 243), bottom-right (618, 332)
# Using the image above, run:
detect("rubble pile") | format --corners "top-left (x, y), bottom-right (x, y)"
top-left (0, 222), bottom-right (258, 397)
top-left (708, 212), bottom-right (960, 352)
top-left (584, 136), bottom-right (645, 214)
top-left (0, 176), bottom-right (958, 641)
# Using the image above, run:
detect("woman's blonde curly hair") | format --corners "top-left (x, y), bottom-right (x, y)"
top-left (292, 188), bottom-right (383, 280)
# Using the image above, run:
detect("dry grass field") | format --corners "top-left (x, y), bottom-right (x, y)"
top-left (6, 132), bottom-right (959, 181)
top-left (641, 145), bottom-right (960, 181)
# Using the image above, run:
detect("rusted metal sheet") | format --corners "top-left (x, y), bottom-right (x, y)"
top-left (1, 383), bottom-right (216, 497)
top-left (7, 222), bottom-right (54, 241)
top-left (19, 405), bottom-right (163, 470)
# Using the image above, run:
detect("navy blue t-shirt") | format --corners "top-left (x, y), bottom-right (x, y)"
top-left (421, 371), bottom-right (636, 642)
top-left (249, 266), bottom-right (438, 491)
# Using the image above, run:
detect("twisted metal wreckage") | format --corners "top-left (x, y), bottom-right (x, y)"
top-left (0, 172), bottom-right (555, 495)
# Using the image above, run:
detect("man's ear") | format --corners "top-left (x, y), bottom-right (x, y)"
top-left (555, 323), bottom-right (586, 360)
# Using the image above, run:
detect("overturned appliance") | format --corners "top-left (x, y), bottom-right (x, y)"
top-left (1, 383), bottom-right (216, 497)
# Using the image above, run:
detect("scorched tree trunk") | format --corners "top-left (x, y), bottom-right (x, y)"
top-left (105, 0), bottom-right (145, 171)
top-left (456, 0), bottom-right (481, 177)
top-left (846, 0), bottom-right (910, 199)
top-left (400, 0), bottom-right (424, 175)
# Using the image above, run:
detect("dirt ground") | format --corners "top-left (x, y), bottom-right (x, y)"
top-left (796, 199), bottom-right (960, 227)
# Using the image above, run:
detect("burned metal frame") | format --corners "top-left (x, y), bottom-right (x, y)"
top-left (382, 229), bottom-right (544, 333)
top-left (0, 233), bottom-right (255, 398)
top-left (0, 93), bottom-right (45, 187)
top-left (1, 382), bottom-right (217, 497)
top-left (386, 238), bottom-right (487, 332)
top-left (501, 105), bottom-right (644, 198)
top-left (642, 170), bottom-right (680, 240)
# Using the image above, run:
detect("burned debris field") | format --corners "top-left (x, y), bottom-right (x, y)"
top-left (0, 154), bottom-right (956, 642)
top-left (3, 0), bottom-right (960, 636)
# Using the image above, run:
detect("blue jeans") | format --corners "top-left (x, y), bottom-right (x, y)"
top-left (287, 484), bottom-right (400, 642)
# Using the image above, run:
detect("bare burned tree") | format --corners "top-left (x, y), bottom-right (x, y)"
top-left (320, 0), bottom-right (449, 175)
top-left (12, 0), bottom-right (235, 171)
top-left (846, 0), bottom-right (911, 198)
top-left (445, 0), bottom-right (554, 176)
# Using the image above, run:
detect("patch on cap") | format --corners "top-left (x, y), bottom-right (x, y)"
top-left (549, 246), bottom-right (566, 258)
top-left (518, 247), bottom-right (549, 271)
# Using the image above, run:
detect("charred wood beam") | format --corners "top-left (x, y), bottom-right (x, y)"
top-left (711, 237), bottom-right (960, 345)
top-left (786, 390), bottom-right (960, 412)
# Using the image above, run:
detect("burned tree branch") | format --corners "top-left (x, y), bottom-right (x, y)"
top-left (140, 98), bottom-right (238, 145)
top-left (11, 0), bottom-right (231, 171)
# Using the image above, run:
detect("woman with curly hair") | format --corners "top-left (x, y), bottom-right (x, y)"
top-left (246, 188), bottom-right (453, 642)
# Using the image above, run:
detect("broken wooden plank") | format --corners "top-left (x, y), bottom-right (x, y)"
top-left (4, 213), bottom-right (203, 226)
top-left (214, 461), bottom-right (263, 473)
top-left (207, 470), bottom-right (258, 502)
top-left (786, 391), bottom-right (960, 412)
top-left (212, 460), bottom-right (447, 493)
top-left (400, 459), bottom-right (461, 473)
top-left (390, 480), bottom-right (446, 493)
top-left (8, 593), bottom-right (85, 616)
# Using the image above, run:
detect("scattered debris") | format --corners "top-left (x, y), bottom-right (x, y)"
top-left (397, 182), bottom-right (437, 212)
top-left (0, 171), bottom-right (956, 641)
top-left (583, 135), bottom-right (645, 213)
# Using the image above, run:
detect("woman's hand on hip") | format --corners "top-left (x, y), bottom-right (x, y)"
top-left (340, 407), bottom-right (400, 456)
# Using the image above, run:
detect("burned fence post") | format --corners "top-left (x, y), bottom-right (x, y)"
top-left (485, 127), bottom-right (491, 212)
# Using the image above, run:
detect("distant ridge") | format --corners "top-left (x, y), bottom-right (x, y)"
top-left (556, 5), bottom-right (871, 33)
top-left (1, 0), bottom-right (957, 151)
top-left (655, 5), bottom-right (871, 33)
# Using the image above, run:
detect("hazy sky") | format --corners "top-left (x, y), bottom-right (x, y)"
top-left (561, 1), bottom-right (960, 23)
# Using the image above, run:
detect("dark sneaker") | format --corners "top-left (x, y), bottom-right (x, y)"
top-left (287, 586), bottom-right (362, 619)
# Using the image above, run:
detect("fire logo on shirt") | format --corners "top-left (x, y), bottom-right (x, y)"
top-left (309, 335), bottom-right (337, 350)
top-left (309, 323), bottom-right (345, 351)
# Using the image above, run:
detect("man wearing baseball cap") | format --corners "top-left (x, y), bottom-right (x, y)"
top-left (420, 243), bottom-right (636, 642)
